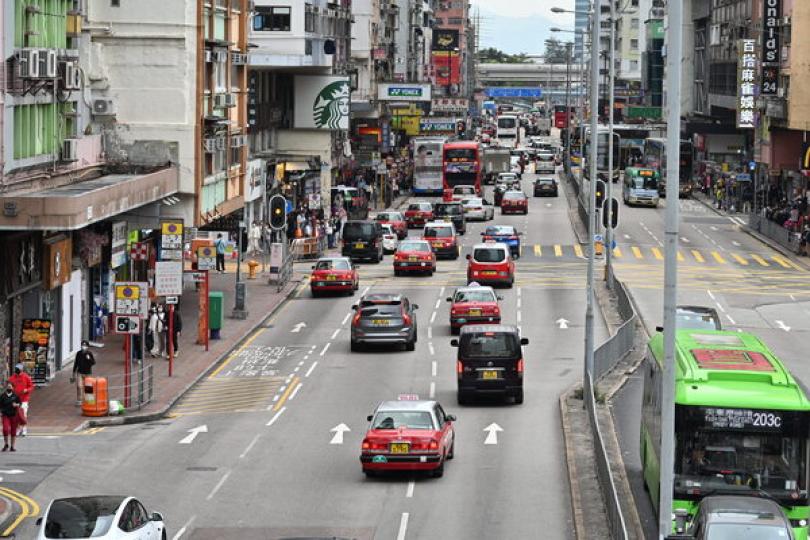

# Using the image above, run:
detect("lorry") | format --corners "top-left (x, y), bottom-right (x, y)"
top-left (482, 147), bottom-right (511, 185)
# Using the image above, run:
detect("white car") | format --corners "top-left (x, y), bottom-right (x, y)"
top-left (535, 152), bottom-right (556, 174)
top-left (450, 185), bottom-right (477, 202)
top-left (380, 223), bottom-right (399, 254)
top-left (37, 496), bottom-right (166, 540)
top-left (461, 197), bottom-right (495, 221)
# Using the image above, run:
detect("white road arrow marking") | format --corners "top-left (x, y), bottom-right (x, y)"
top-left (178, 425), bottom-right (208, 445)
top-left (483, 423), bottom-right (503, 445)
top-left (623, 234), bottom-right (631, 240)
top-left (732, 241), bottom-right (741, 247)
top-left (330, 423), bottom-right (351, 445)
top-left (680, 237), bottom-right (690, 243)
top-left (776, 320), bottom-right (792, 332)
top-left (710, 226), bottom-right (719, 231)
top-left (291, 322), bottom-right (307, 333)
top-left (0, 469), bottom-right (24, 475)
top-left (546, 203), bottom-right (552, 207)
top-left (556, 318), bottom-right (570, 329)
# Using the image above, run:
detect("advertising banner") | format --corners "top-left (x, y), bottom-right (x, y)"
top-left (761, 0), bottom-right (780, 96)
top-left (111, 221), bottom-right (128, 268)
top-left (737, 39), bottom-right (758, 129)
top-left (377, 83), bottom-right (432, 102)
top-left (432, 28), bottom-right (459, 51)
top-left (294, 76), bottom-right (350, 130)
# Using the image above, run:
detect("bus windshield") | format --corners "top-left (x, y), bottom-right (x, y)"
top-left (498, 117), bottom-right (517, 129)
top-left (445, 148), bottom-right (477, 161)
top-left (631, 177), bottom-right (658, 190)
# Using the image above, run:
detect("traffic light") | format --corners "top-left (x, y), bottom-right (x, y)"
top-left (269, 195), bottom-right (287, 230)
top-left (595, 180), bottom-right (606, 208)
top-left (602, 197), bottom-right (619, 229)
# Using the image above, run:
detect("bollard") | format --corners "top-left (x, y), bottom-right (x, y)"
top-left (247, 260), bottom-right (259, 279)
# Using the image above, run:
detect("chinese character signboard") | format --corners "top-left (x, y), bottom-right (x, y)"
top-left (737, 39), bottom-right (758, 129)
top-left (160, 219), bottom-right (184, 261)
top-left (761, 0), bottom-right (780, 96)
top-left (114, 282), bottom-right (149, 318)
top-left (155, 261), bottom-right (183, 296)
top-left (197, 246), bottom-right (216, 271)
top-left (111, 221), bottom-right (128, 268)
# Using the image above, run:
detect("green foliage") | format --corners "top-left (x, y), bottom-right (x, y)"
top-left (478, 47), bottom-right (532, 64)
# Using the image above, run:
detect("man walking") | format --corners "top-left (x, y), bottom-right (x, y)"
top-left (9, 364), bottom-right (32, 437)
top-left (168, 307), bottom-right (182, 358)
top-left (72, 340), bottom-right (96, 405)
top-left (215, 233), bottom-right (227, 273)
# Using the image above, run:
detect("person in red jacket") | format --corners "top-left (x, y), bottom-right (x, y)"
top-left (9, 363), bottom-right (32, 437)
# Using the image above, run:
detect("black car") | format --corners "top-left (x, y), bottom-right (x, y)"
top-left (341, 220), bottom-right (384, 263)
top-left (493, 183), bottom-right (509, 206)
top-left (433, 202), bottom-right (467, 235)
top-left (451, 325), bottom-right (528, 405)
top-left (533, 177), bottom-right (558, 197)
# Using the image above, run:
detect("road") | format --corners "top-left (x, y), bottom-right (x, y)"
top-left (13, 164), bottom-right (609, 539)
top-left (607, 191), bottom-right (810, 538)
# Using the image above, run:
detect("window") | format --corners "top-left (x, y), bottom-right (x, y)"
top-left (305, 39), bottom-right (312, 55)
top-left (230, 145), bottom-right (242, 167)
top-left (631, 18), bottom-right (639, 29)
top-left (630, 60), bottom-right (639, 70)
top-left (254, 6), bottom-right (291, 31)
top-left (305, 4), bottom-right (314, 32)
top-left (118, 501), bottom-right (148, 532)
top-left (630, 39), bottom-right (639, 50)
top-left (111, 0), bottom-right (120, 5)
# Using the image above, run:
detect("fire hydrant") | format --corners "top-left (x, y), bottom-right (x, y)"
top-left (247, 260), bottom-right (259, 279)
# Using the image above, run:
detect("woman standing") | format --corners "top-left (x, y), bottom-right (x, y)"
top-left (0, 382), bottom-right (21, 451)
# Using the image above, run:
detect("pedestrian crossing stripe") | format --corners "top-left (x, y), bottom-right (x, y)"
top-left (554, 244), bottom-right (563, 257)
top-left (631, 247), bottom-right (644, 259)
top-left (534, 245), bottom-right (542, 256)
top-left (692, 250), bottom-right (706, 263)
top-left (614, 247), bottom-right (623, 257)
top-left (711, 251), bottom-right (726, 264)
top-left (750, 254), bottom-right (770, 267)
top-left (731, 253), bottom-right (748, 266)
top-left (173, 376), bottom-right (285, 416)
top-left (677, 251), bottom-right (685, 262)
top-left (651, 247), bottom-right (664, 260)
top-left (573, 244), bottom-right (584, 258)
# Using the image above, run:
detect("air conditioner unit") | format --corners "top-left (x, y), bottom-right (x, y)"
top-left (224, 93), bottom-right (237, 107)
top-left (63, 61), bottom-right (81, 90)
top-left (231, 52), bottom-right (247, 65)
top-left (205, 50), bottom-right (214, 63)
top-left (18, 49), bottom-right (40, 79)
top-left (216, 137), bottom-right (226, 150)
top-left (783, 16), bottom-right (791, 26)
top-left (62, 138), bottom-right (79, 162)
top-left (44, 49), bottom-right (58, 78)
top-left (231, 134), bottom-right (246, 147)
top-left (203, 138), bottom-right (217, 153)
top-left (777, 87), bottom-right (785, 98)
top-left (213, 93), bottom-right (228, 108)
top-left (92, 98), bottom-right (116, 116)
top-left (215, 50), bottom-right (228, 62)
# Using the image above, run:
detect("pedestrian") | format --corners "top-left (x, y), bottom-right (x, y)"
top-left (248, 220), bottom-right (262, 255)
top-left (0, 382), bottom-right (21, 452)
top-left (157, 304), bottom-right (168, 358)
top-left (72, 340), bottom-right (96, 405)
top-left (149, 306), bottom-right (165, 358)
top-left (168, 306), bottom-right (182, 357)
top-left (215, 233), bottom-right (227, 273)
top-left (9, 364), bottom-right (32, 437)
top-left (145, 305), bottom-right (156, 353)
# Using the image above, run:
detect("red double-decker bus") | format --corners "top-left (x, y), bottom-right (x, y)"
top-left (554, 105), bottom-right (574, 129)
top-left (442, 141), bottom-right (482, 201)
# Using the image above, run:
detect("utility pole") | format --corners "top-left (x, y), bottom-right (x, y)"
top-left (605, 0), bottom-right (616, 289)
top-left (564, 43), bottom-right (572, 167)
top-left (578, 33), bottom-right (587, 187)
top-left (585, 5), bottom-right (599, 389)
top-left (659, 0), bottom-right (683, 537)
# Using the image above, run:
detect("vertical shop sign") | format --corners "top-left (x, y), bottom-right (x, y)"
top-left (761, 0), bottom-right (780, 96)
top-left (160, 219), bottom-right (184, 261)
top-left (111, 221), bottom-right (128, 268)
top-left (737, 39), bottom-right (758, 129)
top-left (19, 319), bottom-right (52, 384)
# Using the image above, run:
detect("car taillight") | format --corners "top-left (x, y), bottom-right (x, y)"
top-left (517, 359), bottom-right (524, 373)
top-left (457, 361), bottom-right (463, 374)
top-left (352, 312), bottom-right (362, 326)
top-left (402, 311), bottom-right (412, 326)
top-left (428, 440), bottom-right (439, 451)
top-left (362, 440), bottom-right (370, 450)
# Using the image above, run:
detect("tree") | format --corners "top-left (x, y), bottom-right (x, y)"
top-left (478, 47), bottom-right (532, 64)
top-left (543, 38), bottom-right (570, 64)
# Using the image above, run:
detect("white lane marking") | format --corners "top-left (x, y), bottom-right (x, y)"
top-left (239, 434), bottom-right (261, 459)
top-left (330, 423), bottom-right (351, 444)
top-left (715, 303), bottom-right (727, 313)
top-left (361, 286), bottom-right (371, 296)
top-left (320, 342), bottom-right (331, 356)
top-left (710, 226), bottom-right (719, 231)
top-left (732, 241), bottom-right (741, 247)
top-left (341, 312), bottom-right (352, 325)
top-left (429, 381), bottom-right (436, 399)
top-left (172, 516), bottom-right (196, 540)
top-left (517, 287), bottom-right (522, 298)
top-left (432, 360), bottom-right (437, 377)
top-left (429, 343), bottom-right (435, 356)
top-left (517, 311), bottom-right (522, 323)
top-left (396, 513), bottom-right (410, 540)
top-left (706, 289), bottom-right (716, 300)
top-left (331, 329), bottom-right (341, 340)
top-left (725, 314), bottom-right (736, 325)
top-left (435, 299), bottom-right (441, 310)
top-left (406, 480), bottom-right (415, 498)
top-left (517, 297), bottom-right (521, 309)
top-left (206, 470), bottom-right (231, 501)
top-left (305, 361), bottom-right (318, 378)
top-left (289, 382), bottom-right (303, 401)
top-left (294, 366), bottom-right (301, 373)
top-left (428, 327), bottom-right (433, 339)
top-left (623, 234), bottom-right (631, 240)
top-left (483, 423), bottom-right (504, 445)
top-left (439, 286), bottom-right (445, 297)
top-left (430, 311), bottom-right (437, 324)
top-left (680, 237), bottom-right (690, 243)
top-left (266, 406), bottom-right (287, 426)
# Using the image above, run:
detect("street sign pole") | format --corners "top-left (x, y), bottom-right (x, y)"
top-left (660, 0), bottom-right (683, 537)
top-left (606, 0), bottom-right (616, 290)
top-left (585, 6), bottom-right (600, 391)
top-left (168, 304), bottom-right (174, 377)
top-left (124, 332), bottom-right (130, 408)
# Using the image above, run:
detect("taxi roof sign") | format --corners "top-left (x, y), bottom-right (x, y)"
top-left (397, 394), bottom-right (420, 401)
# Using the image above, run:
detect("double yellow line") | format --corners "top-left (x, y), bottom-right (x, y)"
top-left (0, 486), bottom-right (40, 537)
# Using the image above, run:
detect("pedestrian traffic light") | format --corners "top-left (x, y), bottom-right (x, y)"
top-left (603, 197), bottom-right (619, 229)
top-left (595, 180), bottom-right (606, 208)
top-left (269, 195), bottom-right (287, 230)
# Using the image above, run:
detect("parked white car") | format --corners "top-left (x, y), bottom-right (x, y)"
top-left (37, 496), bottom-right (166, 540)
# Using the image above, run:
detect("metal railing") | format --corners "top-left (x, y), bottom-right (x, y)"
top-left (105, 363), bottom-right (154, 413)
top-left (748, 214), bottom-right (802, 253)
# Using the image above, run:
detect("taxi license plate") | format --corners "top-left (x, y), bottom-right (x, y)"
top-left (355, 242), bottom-right (365, 249)
top-left (409, 256), bottom-right (418, 262)
top-left (326, 275), bottom-right (336, 281)
top-left (390, 443), bottom-right (410, 454)
top-left (469, 309), bottom-right (482, 316)
top-left (482, 370), bottom-right (499, 380)
top-left (432, 242), bottom-right (443, 248)
top-left (482, 271), bottom-right (497, 276)
top-left (372, 319), bottom-right (390, 326)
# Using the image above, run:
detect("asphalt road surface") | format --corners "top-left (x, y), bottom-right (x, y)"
top-left (14, 162), bottom-right (610, 540)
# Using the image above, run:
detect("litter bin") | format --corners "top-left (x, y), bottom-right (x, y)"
top-left (209, 291), bottom-right (224, 339)
top-left (81, 376), bottom-right (109, 417)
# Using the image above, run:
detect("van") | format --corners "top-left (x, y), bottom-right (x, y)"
top-left (341, 220), bottom-right (384, 263)
top-left (451, 325), bottom-right (528, 404)
top-left (623, 167), bottom-right (660, 207)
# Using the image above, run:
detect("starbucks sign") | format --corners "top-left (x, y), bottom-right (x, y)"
top-left (294, 76), bottom-right (350, 130)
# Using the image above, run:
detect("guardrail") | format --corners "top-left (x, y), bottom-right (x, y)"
top-left (748, 214), bottom-right (801, 253)
top-left (106, 363), bottom-right (154, 412)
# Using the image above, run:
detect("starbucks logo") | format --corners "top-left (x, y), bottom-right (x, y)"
top-left (313, 80), bottom-right (350, 129)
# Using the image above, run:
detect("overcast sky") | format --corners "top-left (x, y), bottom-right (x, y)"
top-left (468, 0), bottom-right (576, 55)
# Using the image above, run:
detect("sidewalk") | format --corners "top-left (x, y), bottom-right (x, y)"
top-left (28, 265), bottom-right (302, 434)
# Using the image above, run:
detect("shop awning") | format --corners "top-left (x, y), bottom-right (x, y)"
top-left (0, 166), bottom-right (179, 231)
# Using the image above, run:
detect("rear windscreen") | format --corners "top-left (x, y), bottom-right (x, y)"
top-left (436, 205), bottom-right (462, 215)
top-left (343, 223), bottom-right (375, 240)
top-left (361, 305), bottom-right (402, 317)
top-left (503, 192), bottom-right (524, 200)
top-left (424, 226), bottom-right (453, 238)
top-left (474, 248), bottom-right (506, 262)
top-left (460, 333), bottom-right (520, 359)
top-left (316, 260), bottom-right (350, 270)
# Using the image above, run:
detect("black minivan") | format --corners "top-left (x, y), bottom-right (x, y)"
top-left (433, 202), bottom-right (466, 235)
top-left (451, 325), bottom-right (528, 404)
top-left (342, 220), bottom-right (384, 263)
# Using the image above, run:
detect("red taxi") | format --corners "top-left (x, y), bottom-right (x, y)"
top-left (447, 285), bottom-right (502, 334)
top-left (361, 399), bottom-right (456, 478)
top-left (422, 221), bottom-right (460, 260)
top-left (375, 211), bottom-right (408, 239)
top-left (310, 257), bottom-right (359, 297)
top-left (394, 239), bottom-right (436, 276)
top-left (466, 242), bottom-right (515, 288)
top-left (500, 190), bottom-right (529, 215)
top-left (404, 202), bottom-right (434, 228)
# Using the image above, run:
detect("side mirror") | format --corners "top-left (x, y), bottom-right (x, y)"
top-left (466, 254), bottom-right (472, 260)
top-left (446, 297), bottom-right (453, 302)
top-left (352, 305), bottom-right (358, 311)
top-left (520, 338), bottom-right (529, 345)
top-left (413, 304), bottom-right (419, 310)
top-left (36, 517), bottom-right (42, 526)
top-left (655, 325), bottom-right (664, 333)
top-left (446, 414), bottom-right (457, 422)
top-left (367, 415), bottom-right (373, 422)
top-left (497, 296), bottom-right (504, 300)
top-left (151, 512), bottom-right (164, 522)
top-left (450, 339), bottom-right (459, 347)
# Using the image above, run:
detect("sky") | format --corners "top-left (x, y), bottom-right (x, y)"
top-left (468, 0), bottom-right (576, 55)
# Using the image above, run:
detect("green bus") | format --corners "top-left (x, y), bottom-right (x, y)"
top-left (641, 329), bottom-right (810, 538)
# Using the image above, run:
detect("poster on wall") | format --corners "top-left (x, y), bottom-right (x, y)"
top-left (19, 319), bottom-right (52, 385)
top-left (294, 76), bottom-right (350, 130)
